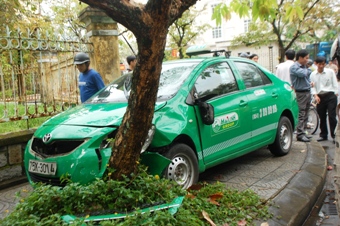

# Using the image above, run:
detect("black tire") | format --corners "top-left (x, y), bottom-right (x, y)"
top-left (306, 107), bottom-right (319, 135)
top-left (269, 116), bottom-right (293, 156)
top-left (163, 143), bottom-right (199, 189)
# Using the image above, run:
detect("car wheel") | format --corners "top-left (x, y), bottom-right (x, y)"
top-left (269, 116), bottom-right (293, 156)
top-left (163, 143), bottom-right (199, 189)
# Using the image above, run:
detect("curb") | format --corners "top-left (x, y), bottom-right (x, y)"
top-left (265, 141), bottom-right (327, 226)
top-left (333, 127), bottom-right (340, 214)
top-left (0, 176), bottom-right (28, 191)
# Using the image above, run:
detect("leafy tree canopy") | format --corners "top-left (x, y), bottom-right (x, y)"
top-left (0, 0), bottom-right (86, 40)
top-left (168, 5), bottom-right (211, 59)
top-left (213, 0), bottom-right (340, 61)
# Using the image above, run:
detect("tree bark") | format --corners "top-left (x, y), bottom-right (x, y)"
top-left (79, 0), bottom-right (197, 179)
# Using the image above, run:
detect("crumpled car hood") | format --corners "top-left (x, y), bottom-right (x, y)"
top-left (43, 102), bottom-right (166, 127)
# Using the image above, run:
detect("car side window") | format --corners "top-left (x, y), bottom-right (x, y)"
top-left (234, 62), bottom-right (271, 88)
top-left (195, 62), bottom-right (238, 102)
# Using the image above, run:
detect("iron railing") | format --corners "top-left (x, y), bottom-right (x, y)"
top-left (0, 26), bottom-right (93, 123)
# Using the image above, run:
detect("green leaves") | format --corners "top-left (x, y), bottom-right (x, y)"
top-left (284, 1), bottom-right (304, 22)
top-left (230, 0), bottom-right (250, 19)
top-left (251, 0), bottom-right (277, 21)
top-left (1, 166), bottom-right (271, 225)
top-left (212, 0), bottom-right (279, 24)
top-left (212, 3), bottom-right (231, 26)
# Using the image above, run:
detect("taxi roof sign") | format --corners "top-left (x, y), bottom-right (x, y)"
top-left (186, 45), bottom-right (211, 56)
top-left (186, 45), bottom-right (231, 58)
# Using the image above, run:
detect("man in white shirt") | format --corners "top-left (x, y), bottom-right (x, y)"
top-left (275, 49), bottom-right (295, 84)
top-left (310, 56), bottom-right (338, 142)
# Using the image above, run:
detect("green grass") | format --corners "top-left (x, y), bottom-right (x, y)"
top-left (0, 102), bottom-right (64, 133)
top-left (0, 117), bottom-right (50, 134)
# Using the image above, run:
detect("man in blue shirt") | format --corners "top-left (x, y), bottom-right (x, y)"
top-left (290, 49), bottom-right (312, 142)
top-left (126, 55), bottom-right (137, 72)
top-left (74, 52), bottom-right (105, 103)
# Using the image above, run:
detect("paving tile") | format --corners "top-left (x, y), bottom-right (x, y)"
top-left (0, 183), bottom-right (32, 219)
top-left (236, 169), bottom-right (270, 179)
top-left (253, 177), bottom-right (289, 189)
top-left (223, 182), bottom-right (248, 192)
top-left (246, 164), bottom-right (283, 172)
top-left (249, 185), bottom-right (280, 200)
top-left (207, 173), bottom-right (235, 182)
top-left (227, 176), bottom-right (260, 186)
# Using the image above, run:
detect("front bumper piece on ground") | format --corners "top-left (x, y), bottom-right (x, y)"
top-left (61, 196), bottom-right (184, 224)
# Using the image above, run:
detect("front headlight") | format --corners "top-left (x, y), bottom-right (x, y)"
top-left (141, 125), bottom-right (155, 153)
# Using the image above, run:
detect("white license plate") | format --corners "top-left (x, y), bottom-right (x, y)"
top-left (28, 160), bottom-right (57, 175)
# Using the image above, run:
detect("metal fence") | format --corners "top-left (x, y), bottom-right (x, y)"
top-left (0, 27), bottom-right (93, 123)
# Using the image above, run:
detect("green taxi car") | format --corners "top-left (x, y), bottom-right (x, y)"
top-left (24, 52), bottom-right (299, 189)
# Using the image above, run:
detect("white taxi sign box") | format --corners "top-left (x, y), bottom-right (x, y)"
top-left (186, 45), bottom-right (230, 58)
top-left (186, 45), bottom-right (212, 57)
top-left (28, 160), bottom-right (57, 176)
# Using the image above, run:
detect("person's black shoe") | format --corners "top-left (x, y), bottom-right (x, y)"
top-left (317, 137), bottom-right (328, 142)
top-left (297, 136), bottom-right (310, 142)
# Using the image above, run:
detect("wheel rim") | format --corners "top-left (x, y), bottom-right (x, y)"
top-left (166, 155), bottom-right (193, 188)
top-left (280, 123), bottom-right (291, 150)
top-left (307, 109), bottom-right (318, 134)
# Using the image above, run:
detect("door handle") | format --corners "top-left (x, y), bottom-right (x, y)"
top-left (239, 100), bottom-right (248, 107)
top-left (272, 93), bottom-right (278, 98)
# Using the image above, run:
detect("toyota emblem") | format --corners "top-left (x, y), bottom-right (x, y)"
top-left (42, 133), bottom-right (52, 143)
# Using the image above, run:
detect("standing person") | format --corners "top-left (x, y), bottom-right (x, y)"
top-left (249, 53), bottom-right (259, 63)
top-left (275, 49), bottom-right (295, 84)
top-left (310, 59), bottom-right (318, 71)
top-left (336, 69), bottom-right (340, 120)
top-left (290, 49), bottom-right (312, 142)
top-left (239, 52), bottom-right (250, 58)
top-left (310, 56), bottom-right (338, 143)
top-left (126, 55), bottom-right (137, 72)
top-left (74, 52), bottom-right (105, 103)
top-left (328, 63), bottom-right (338, 75)
top-left (307, 59), bottom-right (315, 72)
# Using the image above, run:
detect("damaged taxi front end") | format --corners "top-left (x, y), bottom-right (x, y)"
top-left (24, 101), bottom-right (171, 186)
top-left (25, 125), bottom-right (115, 186)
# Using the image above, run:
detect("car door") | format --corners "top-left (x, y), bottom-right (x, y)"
top-left (233, 61), bottom-right (279, 146)
top-left (193, 61), bottom-right (252, 168)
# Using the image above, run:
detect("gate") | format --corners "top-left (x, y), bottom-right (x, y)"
top-left (0, 26), bottom-right (93, 124)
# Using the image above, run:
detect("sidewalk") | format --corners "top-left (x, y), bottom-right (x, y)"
top-left (200, 138), bottom-right (327, 226)
top-left (0, 137), bottom-right (331, 225)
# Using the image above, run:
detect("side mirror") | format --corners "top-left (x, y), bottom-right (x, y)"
top-left (198, 102), bottom-right (214, 125)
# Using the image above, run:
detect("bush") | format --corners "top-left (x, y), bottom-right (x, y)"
top-left (0, 166), bottom-right (272, 225)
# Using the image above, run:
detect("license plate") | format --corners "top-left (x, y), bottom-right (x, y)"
top-left (28, 160), bottom-right (57, 175)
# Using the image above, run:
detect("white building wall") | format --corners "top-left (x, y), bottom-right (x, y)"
top-left (192, 0), bottom-right (281, 71)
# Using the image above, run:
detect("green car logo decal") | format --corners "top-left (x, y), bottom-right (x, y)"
top-left (212, 112), bottom-right (239, 133)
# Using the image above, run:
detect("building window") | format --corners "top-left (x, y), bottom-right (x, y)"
top-left (244, 19), bottom-right (251, 33)
top-left (211, 3), bottom-right (218, 14)
top-left (212, 26), bottom-right (222, 39)
top-left (211, 3), bottom-right (222, 38)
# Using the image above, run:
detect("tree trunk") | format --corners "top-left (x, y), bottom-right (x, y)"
top-left (109, 31), bottom-right (167, 179)
top-left (80, 0), bottom-right (197, 180)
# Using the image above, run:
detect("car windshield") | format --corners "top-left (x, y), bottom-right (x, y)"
top-left (86, 61), bottom-right (200, 103)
